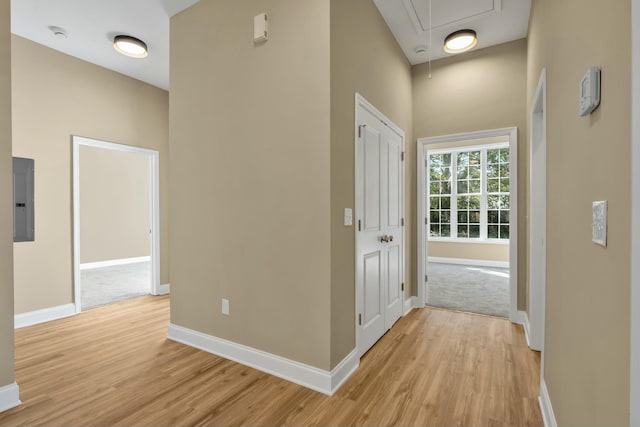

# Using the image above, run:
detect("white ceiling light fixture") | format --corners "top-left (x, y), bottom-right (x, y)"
top-left (443, 29), bottom-right (478, 54)
top-left (113, 35), bottom-right (148, 58)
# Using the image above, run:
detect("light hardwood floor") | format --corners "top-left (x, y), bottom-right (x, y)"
top-left (0, 296), bottom-right (542, 427)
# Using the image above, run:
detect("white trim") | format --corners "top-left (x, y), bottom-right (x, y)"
top-left (157, 283), bottom-right (171, 295)
top-left (417, 127), bottom-right (518, 321)
top-left (72, 136), bottom-right (162, 312)
top-left (14, 303), bottom-right (76, 329)
top-left (80, 256), bottom-right (151, 271)
top-left (428, 237), bottom-right (509, 245)
top-left (529, 69), bottom-right (547, 353)
top-left (631, 0), bottom-right (640, 424)
top-left (0, 382), bottom-right (21, 413)
top-left (167, 324), bottom-right (358, 396)
top-left (539, 380), bottom-right (558, 427)
top-left (428, 257), bottom-right (509, 269)
top-left (403, 296), bottom-right (417, 315)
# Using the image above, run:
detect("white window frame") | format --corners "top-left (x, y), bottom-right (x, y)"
top-left (426, 142), bottom-right (510, 244)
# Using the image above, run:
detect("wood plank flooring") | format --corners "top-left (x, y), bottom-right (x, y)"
top-left (0, 296), bottom-right (542, 427)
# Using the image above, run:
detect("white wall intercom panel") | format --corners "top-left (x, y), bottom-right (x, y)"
top-left (579, 66), bottom-right (601, 116)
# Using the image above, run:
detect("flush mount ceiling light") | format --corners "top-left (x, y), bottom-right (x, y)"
top-left (113, 35), bottom-right (148, 58)
top-left (443, 29), bottom-right (478, 54)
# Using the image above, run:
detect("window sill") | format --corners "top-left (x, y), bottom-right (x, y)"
top-left (428, 237), bottom-right (509, 245)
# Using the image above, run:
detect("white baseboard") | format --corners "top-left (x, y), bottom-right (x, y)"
top-left (167, 324), bottom-right (358, 396)
top-left (0, 382), bottom-right (21, 413)
top-left (428, 256), bottom-right (509, 269)
top-left (155, 283), bottom-right (171, 296)
top-left (516, 310), bottom-right (531, 348)
top-left (15, 303), bottom-right (77, 329)
top-left (404, 296), bottom-right (418, 315)
top-left (80, 256), bottom-right (151, 270)
top-left (539, 380), bottom-right (558, 427)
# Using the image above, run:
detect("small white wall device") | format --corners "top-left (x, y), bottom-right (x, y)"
top-left (254, 13), bottom-right (268, 43)
top-left (579, 66), bottom-right (601, 116)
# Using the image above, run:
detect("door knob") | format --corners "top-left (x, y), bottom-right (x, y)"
top-left (389, 235), bottom-right (394, 242)
top-left (380, 235), bottom-right (390, 243)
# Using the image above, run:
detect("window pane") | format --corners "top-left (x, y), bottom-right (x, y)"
top-left (488, 210), bottom-right (499, 223)
top-left (469, 225), bottom-right (480, 238)
top-left (487, 163), bottom-right (499, 178)
top-left (488, 225), bottom-right (499, 239)
top-left (487, 195), bottom-right (499, 209)
top-left (457, 196), bottom-right (469, 209)
top-left (500, 195), bottom-right (510, 209)
top-left (430, 197), bottom-right (439, 209)
top-left (430, 211), bottom-right (440, 223)
top-left (430, 168), bottom-right (440, 181)
top-left (441, 211), bottom-right (451, 224)
top-left (469, 196), bottom-right (481, 209)
top-left (458, 211), bottom-right (468, 224)
top-left (458, 152), bottom-right (469, 165)
top-left (469, 151), bottom-right (481, 165)
top-left (500, 163), bottom-right (509, 178)
top-left (487, 179), bottom-right (499, 192)
top-left (469, 211), bottom-right (480, 224)
top-left (441, 197), bottom-right (451, 209)
top-left (500, 210), bottom-right (510, 224)
top-left (500, 148), bottom-right (509, 163)
top-left (500, 178), bottom-right (510, 193)
top-left (469, 165), bottom-right (481, 179)
top-left (458, 225), bottom-right (469, 238)
top-left (442, 167), bottom-right (451, 180)
top-left (457, 167), bottom-right (468, 180)
top-left (430, 224), bottom-right (439, 236)
top-left (458, 180), bottom-right (468, 194)
top-left (430, 182), bottom-right (440, 194)
top-left (469, 179), bottom-right (481, 193)
top-left (429, 155), bottom-right (440, 168)
top-left (443, 153), bottom-right (451, 165)
top-left (500, 225), bottom-right (510, 239)
top-left (442, 181), bottom-right (451, 194)
top-left (441, 225), bottom-right (451, 237)
top-left (487, 149), bottom-right (499, 164)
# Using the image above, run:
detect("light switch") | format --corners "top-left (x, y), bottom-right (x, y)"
top-left (344, 208), bottom-right (353, 226)
top-left (592, 201), bottom-right (607, 247)
top-left (222, 298), bottom-right (230, 315)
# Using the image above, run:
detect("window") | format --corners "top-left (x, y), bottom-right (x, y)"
top-left (427, 144), bottom-right (510, 241)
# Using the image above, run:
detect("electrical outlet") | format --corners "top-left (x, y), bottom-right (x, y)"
top-left (222, 298), bottom-right (230, 315)
top-left (592, 201), bottom-right (607, 247)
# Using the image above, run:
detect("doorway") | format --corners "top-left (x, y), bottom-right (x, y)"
top-left (72, 136), bottom-right (162, 313)
top-left (529, 69), bottom-right (547, 352)
top-left (355, 94), bottom-right (405, 358)
top-left (417, 128), bottom-right (518, 321)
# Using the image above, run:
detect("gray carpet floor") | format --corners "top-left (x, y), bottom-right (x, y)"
top-left (426, 262), bottom-right (509, 318)
top-left (81, 261), bottom-right (151, 309)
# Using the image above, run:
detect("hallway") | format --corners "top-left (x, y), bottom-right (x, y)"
top-left (0, 296), bottom-right (542, 427)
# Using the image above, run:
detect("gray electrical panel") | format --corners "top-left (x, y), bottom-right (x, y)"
top-left (13, 157), bottom-right (34, 242)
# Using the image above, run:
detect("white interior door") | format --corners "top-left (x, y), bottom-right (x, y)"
top-left (356, 98), bottom-right (404, 358)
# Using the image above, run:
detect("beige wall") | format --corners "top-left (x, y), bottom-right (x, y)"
top-left (0, 0), bottom-right (15, 388)
top-left (170, 0), bottom-right (332, 370)
top-left (80, 146), bottom-right (150, 264)
top-left (527, 0), bottom-right (630, 424)
top-left (11, 35), bottom-right (169, 314)
top-left (329, 0), bottom-right (413, 367)
top-left (429, 242), bottom-right (508, 262)
top-left (413, 39), bottom-right (528, 309)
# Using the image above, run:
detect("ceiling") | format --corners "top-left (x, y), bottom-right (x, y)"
top-left (10, 0), bottom-right (200, 91)
top-left (10, 0), bottom-right (530, 91)
top-left (373, 0), bottom-right (531, 64)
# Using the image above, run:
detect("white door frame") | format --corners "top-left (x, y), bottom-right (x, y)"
top-left (354, 93), bottom-right (406, 357)
top-left (529, 69), bottom-right (547, 353)
top-left (72, 135), bottom-right (161, 313)
top-left (630, 0), bottom-right (640, 424)
top-left (417, 127), bottom-right (519, 321)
